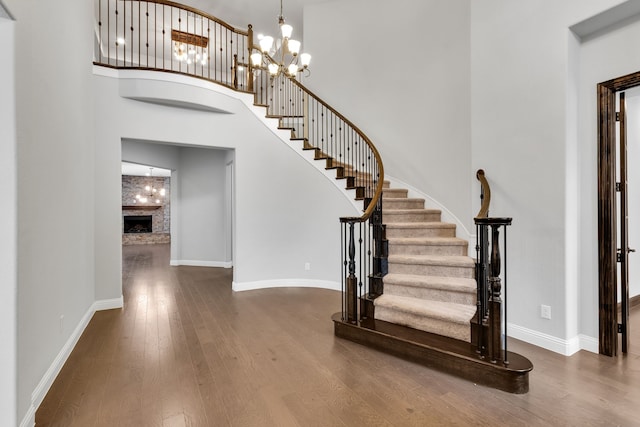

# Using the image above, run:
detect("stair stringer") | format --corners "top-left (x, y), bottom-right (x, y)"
top-left (237, 98), bottom-right (366, 216)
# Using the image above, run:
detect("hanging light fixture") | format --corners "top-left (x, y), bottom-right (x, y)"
top-left (134, 168), bottom-right (166, 204)
top-left (171, 29), bottom-right (209, 66)
top-left (250, 0), bottom-right (311, 78)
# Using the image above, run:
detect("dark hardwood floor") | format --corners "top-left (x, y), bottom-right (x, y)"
top-left (36, 244), bottom-right (640, 426)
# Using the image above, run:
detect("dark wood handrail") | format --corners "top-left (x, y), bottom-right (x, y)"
top-left (476, 169), bottom-right (491, 218)
top-left (134, 0), bottom-right (249, 35)
top-left (289, 77), bottom-right (385, 222)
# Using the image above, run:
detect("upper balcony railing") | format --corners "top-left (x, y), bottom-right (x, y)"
top-left (95, 0), bottom-right (251, 91)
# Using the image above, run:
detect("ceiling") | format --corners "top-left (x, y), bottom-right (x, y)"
top-left (182, 0), bottom-right (332, 44)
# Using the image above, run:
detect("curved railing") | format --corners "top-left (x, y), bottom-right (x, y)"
top-left (95, 0), bottom-right (251, 91)
top-left (250, 58), bottom-right (385, 326)
top-left (93, 0), bottom-right (385, 323)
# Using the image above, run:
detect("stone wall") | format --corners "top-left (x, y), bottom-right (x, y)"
top-left (122, 175), bottom-right (171, 245)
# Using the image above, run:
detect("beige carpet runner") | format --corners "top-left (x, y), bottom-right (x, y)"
top-left (374, 184), bottom-right (477, 342)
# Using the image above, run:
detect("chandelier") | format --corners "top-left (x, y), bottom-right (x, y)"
top-left (172, 29), bottom-right (209, 66)
top-left (135, 168), bottom-right (166, 204)
top-left (250, 0), bottom-right (311, 77)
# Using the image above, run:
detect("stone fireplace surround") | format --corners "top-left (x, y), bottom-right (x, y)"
top-left (122, 175), bottom-right (171, 245)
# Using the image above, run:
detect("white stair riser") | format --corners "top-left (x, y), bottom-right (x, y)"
top-left (375, 307), bottom-right (471, 342)
top-left (386, 226), bottom-right (456, 238)
top-left (388, 242), bottom-right (467, 256)
top-left (384, 212), bottom-right (442, 223)
top-left (388, 262), bottom-right (474, 278)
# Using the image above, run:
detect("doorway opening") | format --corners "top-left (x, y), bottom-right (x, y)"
top-left (121, 139), bottom-right (235, 269)
top-left (597, 70), bottom-right (640, 356)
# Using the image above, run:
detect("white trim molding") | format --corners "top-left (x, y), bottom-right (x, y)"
top-left (93, 295), bottom-right (124, 311)
top-left (20, 296), bottom-right (124, 427)
top-left (170, 260), bottom-right (232, 268)
top-left (232, 279), bottom-right (340, 292)
top-left (508, 323), bottom-right (599, 356)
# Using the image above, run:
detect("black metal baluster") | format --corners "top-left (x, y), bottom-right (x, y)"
top-left (347, 221), bottom-right (357, 323)
top-left (341, 222), bottom-right (345, 321)
top-left (503, 224), bottom-right (509, 365)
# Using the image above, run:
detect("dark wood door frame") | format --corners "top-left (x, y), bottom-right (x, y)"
top-left (598, 70), bottom-right (640, 356)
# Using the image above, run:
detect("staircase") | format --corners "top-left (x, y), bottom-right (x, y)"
top-left (375, 187), bottom-right (477, 342)
top-left (273, 104), bottom-right (531, 395)
top-left (93, 0), bottom-right (532, 394)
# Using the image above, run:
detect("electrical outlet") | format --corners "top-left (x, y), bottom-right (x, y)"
top-left (304, 262), bottom-right (311, 271)
top-left (540, 305), bottom-right (551, 320)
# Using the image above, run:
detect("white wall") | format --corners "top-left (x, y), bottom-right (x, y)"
top-left (0, 7), bottom-right (17, 427)
top-left (471, 0), bottom-right (626, 352)
top-left (6, 0), bottom-right (97, 423)
top-left (177, 147), bottom-right (229, 264)
top-left (95, 70), bottom-right (359, 300)
top-left (122, 139), bottom-right (231, 266)
top-left (303, 0), bottom-right (473, 231)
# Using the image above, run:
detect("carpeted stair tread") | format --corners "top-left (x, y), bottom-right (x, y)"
top-left (384, 198), bottom-right (427, 210)
top-left (384, 197), bottom-right (425, 203)
top-left (383, 208), bottom-right (441, 215)
top-left (388, 254), bottom-right (475, 279)
top-left (388, 236), bottom-right (468, 256)
top-left (387, 237), bottom-right (466, 246)
top-left (385, 221), bottom-right (457, 238)
top-left (386, 222), bottom-right (455, 230)
top-left (383, 209), bottom-right (442, 223)
top-left (388, 254), bottom-right (475, 268)
top-left (374, 294), bottom-right (476, 325)
top-left (384, 273), bottom-right (476, 294)
top-left (382, 188), bottom-right (409, 198)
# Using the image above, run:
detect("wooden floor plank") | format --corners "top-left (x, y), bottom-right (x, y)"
top-left (35, 244), bottom-right (640, 426)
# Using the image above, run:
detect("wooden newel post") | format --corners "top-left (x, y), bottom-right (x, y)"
top-left (247, 25), bottom-right (254, 93)
top-left (488, 224), bottom-right (502, 362)
top-left (475, 216), bottom-right (511, 363)
top-left (346, 221), bottom-right (358, 324)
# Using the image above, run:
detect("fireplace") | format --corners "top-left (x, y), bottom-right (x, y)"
top-left (123, 215), bottom-right (152, 233)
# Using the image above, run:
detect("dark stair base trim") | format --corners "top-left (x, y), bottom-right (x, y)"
top-left (332, 313), bottom-right (533, 394)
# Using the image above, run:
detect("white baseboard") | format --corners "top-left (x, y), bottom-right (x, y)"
top-left (508, 323), bottom-right (599, 356)
top-left (93, 295), bottom-right (124, 311)
top-left (20, 296), bottom-right (124, 427)
top-left (18, 405), bottom-right (34, 427)
top-left (232, 279), bottom-right (340, 292)
top-left (577, 334), bottom-right (599, 354)
top-left (170, 259), bottom-right (233, 268)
